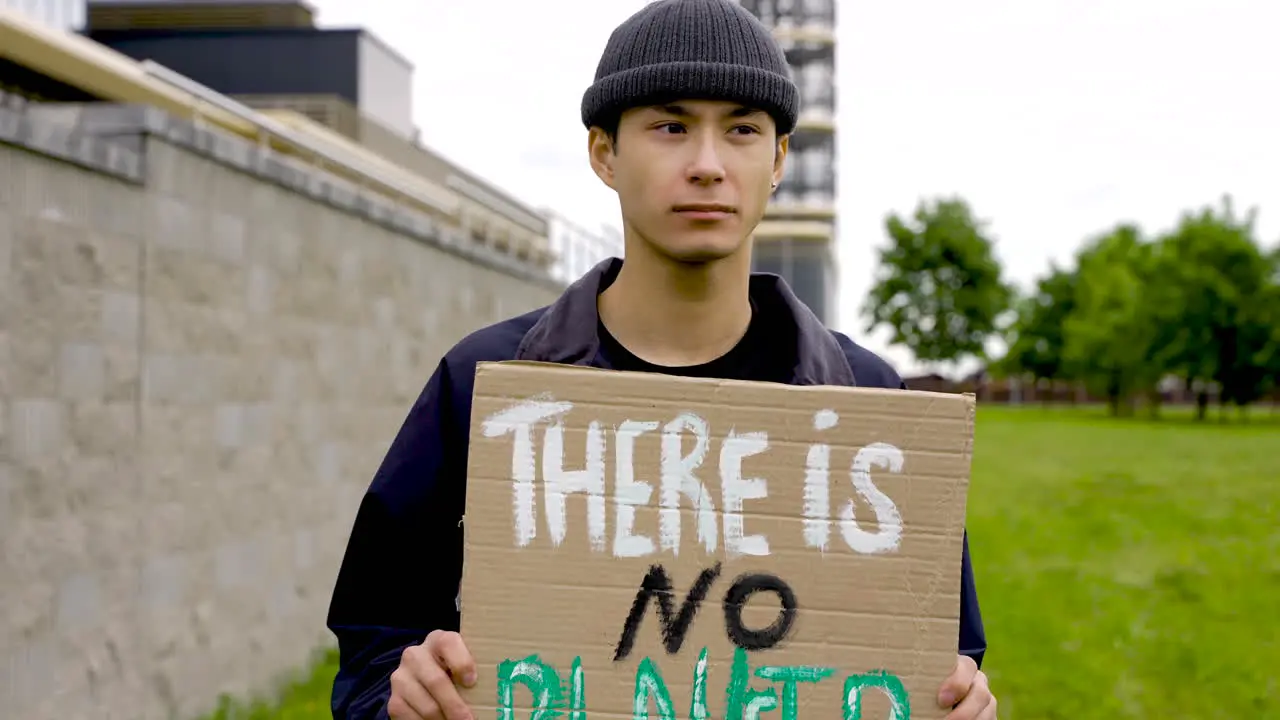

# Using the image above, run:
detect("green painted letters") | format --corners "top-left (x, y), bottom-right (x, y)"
top-left (842, 670), bottom-right (911, 720)
top-left (632, 657), bottom-right (676, 720)
top-left (742, 686), bottom-right (778, 720)
top-left (496, 654), bottom-right (579, 720)
top-left (498, 652), bottom-right (909, 720)
top-left (632, 648), bottom-right (713, 720)
top-left (688, 648), bottom-right (710, 720)
top-left (569, 656), bottom-right (586, 720)
top-left (756, 664), bottom-right (837, 720)
top-left (723, 648), bottom-right (751, 720)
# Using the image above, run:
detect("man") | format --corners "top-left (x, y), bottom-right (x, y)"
top-left (326, 0), bottom-right (995, 718)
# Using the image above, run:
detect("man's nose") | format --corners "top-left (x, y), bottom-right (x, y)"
top-left (686, 135), bottom-right (726, 186)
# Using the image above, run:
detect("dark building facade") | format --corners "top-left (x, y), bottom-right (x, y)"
top-left (89, 27), bottom-right (365, 101)
top-left (738, 0), bottom-right (838, 326)
top-left (85, 0), bottom-right (416, 139)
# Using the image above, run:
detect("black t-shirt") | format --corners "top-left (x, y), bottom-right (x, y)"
top-left (596, 301), bottom-right (793, 383)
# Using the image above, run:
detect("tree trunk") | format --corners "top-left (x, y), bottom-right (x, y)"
top-left (1196, 391), bottom-right (1209, 421)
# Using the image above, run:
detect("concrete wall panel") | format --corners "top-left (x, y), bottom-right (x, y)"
top-left (0, 100), bottom-right (559, 720)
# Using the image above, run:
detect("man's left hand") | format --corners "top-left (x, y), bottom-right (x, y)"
top-left (937, 654), bottom-right (997, 719)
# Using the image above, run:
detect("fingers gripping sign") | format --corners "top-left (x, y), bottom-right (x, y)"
top-left (938, 655), bottom-right (998, 720)
top-left (388, 631), bottom-right (478, 720)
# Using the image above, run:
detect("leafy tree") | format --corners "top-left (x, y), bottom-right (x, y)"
top-left (1061, 224), bottom-right (1162, 416)
top-left (1222, 292), bottom-right (1280, 413)
top-left (999, 262), bottom-right (1078, 390)
top-left (1259, 272), bottom-right (1280, 402)
top-left (862, 197), bottom-right (1015, 372)
top-left (1264, 249), bottom-right (1280, 394)
top-left (1150, 196), bottom-right (1274, 418)
top-left (1219, 247), bottom-right (1280, 413)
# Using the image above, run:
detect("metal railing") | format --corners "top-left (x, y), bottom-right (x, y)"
top-left (446, 174), bottom-right (545, 235)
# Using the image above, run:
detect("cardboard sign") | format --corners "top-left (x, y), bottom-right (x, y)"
top-left (459, 361), bottom-right (975, 720)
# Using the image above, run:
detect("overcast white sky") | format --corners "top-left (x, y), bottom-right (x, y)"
top-left (315, 0), bottom-right (1279, 374)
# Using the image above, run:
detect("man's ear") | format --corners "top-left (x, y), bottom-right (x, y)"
top-left (772, 134), bottom-right (790, 189)
top-left (588, 127), bottom-right (617, 189)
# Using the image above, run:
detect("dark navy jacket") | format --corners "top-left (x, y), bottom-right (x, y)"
top-left (326, 258), bottom-right (986, 719)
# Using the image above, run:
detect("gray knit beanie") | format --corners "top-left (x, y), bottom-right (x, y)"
top-left (581, 0), bottom-right (800, 135)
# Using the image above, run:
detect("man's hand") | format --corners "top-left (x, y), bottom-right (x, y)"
top-left (387, 631), bottom-right (478, 720)
top-left (937, 654), bottom-right (997, 720)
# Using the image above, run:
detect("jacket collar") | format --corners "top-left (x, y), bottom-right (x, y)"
top-left (516, 257), bottom-right (856, 386)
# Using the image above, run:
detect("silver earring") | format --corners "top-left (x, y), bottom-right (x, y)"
top-left (770, 181), bottom-right (778, 190)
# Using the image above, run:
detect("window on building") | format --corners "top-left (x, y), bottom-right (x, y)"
top-left (753, 240), bottom-right (833, 324)
top-left (799, 0), bottom-right (834, 24)
top-left (796, 58), bottom-right (835, 113)
top-left (776, 133), bottom-right (835, 205)
top-left (789, 252), bottom-right (829, 322)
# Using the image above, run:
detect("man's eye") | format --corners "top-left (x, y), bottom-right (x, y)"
top-left (731, 125), bottom-right (760, 135)
top-left (656, 122), bottom-right (686, 134)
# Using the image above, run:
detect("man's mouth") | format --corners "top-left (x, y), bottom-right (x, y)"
top-left (673, 203), bottom-right (737, 220)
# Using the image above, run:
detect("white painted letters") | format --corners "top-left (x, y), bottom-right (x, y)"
top-left (840, 442), bottom-right (905, 554)
top-left (719, 429), bottom-right (771, 557)
top-left (659, 413), bottom-right (718, 556)
top-left (481, 398), bottom-right (572, 547)
top-left (542, 420), bottom-right (607, 551)
top-left (614, 420), bottom-right (659, 558)
top-left (803, 409), bottom-right (839, 551)
top-left (482, 396), bottom-right (909, 558)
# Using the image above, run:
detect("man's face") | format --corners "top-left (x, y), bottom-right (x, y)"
top-left (590, 100), bottom-right (788, 264)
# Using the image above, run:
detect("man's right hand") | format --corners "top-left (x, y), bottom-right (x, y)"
top-left (387, 630), bottom-right (478, 720)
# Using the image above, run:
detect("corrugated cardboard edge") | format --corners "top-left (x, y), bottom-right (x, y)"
top-left (473, 359), bottom-right (980, 402)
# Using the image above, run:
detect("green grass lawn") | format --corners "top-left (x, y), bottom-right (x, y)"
top-left (970, 404), bottom-right (1279, 719)
top-left (211, 404), bottom-right (1279, 719)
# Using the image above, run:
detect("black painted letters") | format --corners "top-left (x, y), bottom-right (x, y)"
top-left (613, 563), bottom-right (722, 661)
top-left (613, 564), bottom-right (799, 661)
top-left (722, 572), bottom-right (798, 651)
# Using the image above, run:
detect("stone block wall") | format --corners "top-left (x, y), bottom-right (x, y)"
top-left (0, 100), bottom-right (560, 720)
